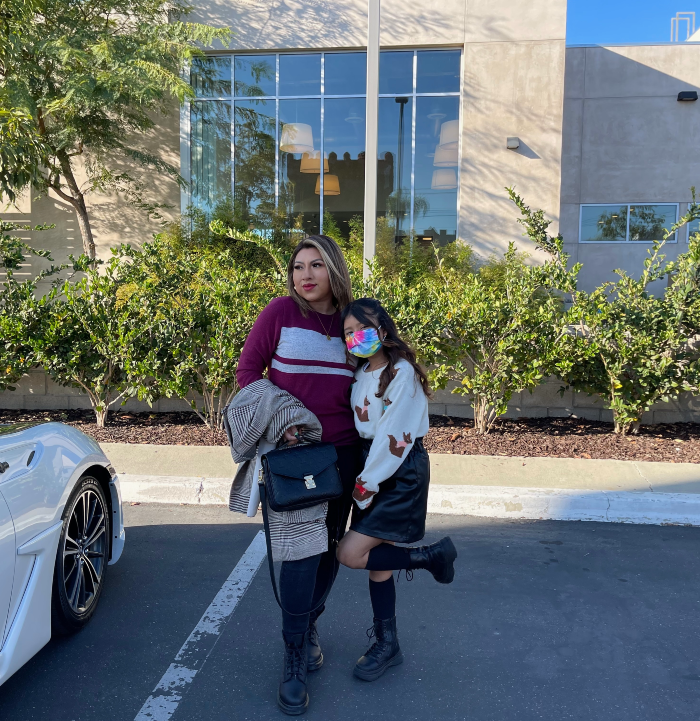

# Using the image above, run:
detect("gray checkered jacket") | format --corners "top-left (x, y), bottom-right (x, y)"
top-left (225, 379), bottom-right (328, 561)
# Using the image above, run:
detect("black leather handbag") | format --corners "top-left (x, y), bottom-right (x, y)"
top-left (258, 438), bottom-right (345, 615)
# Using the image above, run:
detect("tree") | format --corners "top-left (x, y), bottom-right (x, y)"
top-left (31, 250), bottom-right (162, 426)
top-left (557, 204), bottom-right (700, 435)
top-left (0, 0), bottom-right (229, 258)
top-left (0, 219), bottom-right (58, 391)
top-left (129, 239), bottom-right (279, 429)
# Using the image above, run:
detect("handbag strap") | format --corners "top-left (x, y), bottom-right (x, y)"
top-left (258, 478), bottom-right (343, 617)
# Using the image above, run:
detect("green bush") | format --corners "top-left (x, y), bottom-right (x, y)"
top-left (557, 208), bottom-right (700, 435)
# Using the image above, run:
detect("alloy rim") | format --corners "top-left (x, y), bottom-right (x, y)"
top-left (62, 488), bottom-right (107, 614)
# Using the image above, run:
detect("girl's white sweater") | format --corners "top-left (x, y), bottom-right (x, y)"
top-left (350, 358), bottom-right (429, 509)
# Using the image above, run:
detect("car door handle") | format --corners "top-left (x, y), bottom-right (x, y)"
top-left (0, 461), bottom-right (8, 473)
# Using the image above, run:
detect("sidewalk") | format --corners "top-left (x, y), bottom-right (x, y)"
top-left (101, 442), bottom-right (700, 526)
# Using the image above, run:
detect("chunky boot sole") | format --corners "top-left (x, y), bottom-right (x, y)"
top-left (307, 652), bottom-right (324, 672)
top-left (433, 537), bottom-right (458, 584)
top-left (353, 650), bottom-right (404, 682)
top-left (277, 691), bottom-right (309, 715)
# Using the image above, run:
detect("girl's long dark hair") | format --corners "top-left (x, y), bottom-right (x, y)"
top-left (341, 298), bottom-right (432, 399)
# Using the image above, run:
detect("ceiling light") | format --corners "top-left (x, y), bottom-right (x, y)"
top-left (300, 151), bottom-right (329, 174)
top-left (433, 144), bottom-right (458, 167)
top-left (315, 174), bottom-right (340, 195)
top-left (438, 119), bottom-right (459, 149)
top-left (431, 168), bottom-right (458, 190)
top-left (280, 123), bottom-right (314, 153)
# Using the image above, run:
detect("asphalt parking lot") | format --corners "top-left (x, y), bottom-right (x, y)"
top-left (2, 505), bottom-right (700, 721)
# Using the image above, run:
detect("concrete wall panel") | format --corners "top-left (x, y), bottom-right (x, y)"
top-left (459, 39), bottom-right (566, 260)
top-left (465, 0), bottom-right (566, 44)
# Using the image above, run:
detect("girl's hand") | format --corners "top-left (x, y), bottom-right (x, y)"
top-left (283, 425), bottom-right (300, 444)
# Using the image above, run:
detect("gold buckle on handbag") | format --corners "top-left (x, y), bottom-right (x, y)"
top-left (304, 475), bottom-right (316, 489)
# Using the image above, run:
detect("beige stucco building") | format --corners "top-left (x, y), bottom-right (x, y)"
top-left (3, 0), bottom-right (700, 420)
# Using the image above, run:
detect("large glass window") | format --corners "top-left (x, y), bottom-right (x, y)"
top-left (580, 204), bottom-right (678, 242)
top-left (188, 49), bottom-right (461, 244)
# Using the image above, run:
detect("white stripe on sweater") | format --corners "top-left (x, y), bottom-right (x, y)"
top-left (277, 326), bottom-right (348, 364)
top-left (271, 359), bottom-right (354, 377)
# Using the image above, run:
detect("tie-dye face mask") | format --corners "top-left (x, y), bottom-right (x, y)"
top-left (345, 327), bottom-right (382, 358)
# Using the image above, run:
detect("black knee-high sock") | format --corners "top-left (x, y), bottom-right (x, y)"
top-left (365, 543), bottom-right (411, 571)
top-left (369, 576), bottom-right (396, 620)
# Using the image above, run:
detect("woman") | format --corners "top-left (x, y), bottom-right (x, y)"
top-left (236, 235), bottom-right (361, 715)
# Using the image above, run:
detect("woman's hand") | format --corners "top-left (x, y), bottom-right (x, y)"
top-left (283, 425), bottom-right (300, 444)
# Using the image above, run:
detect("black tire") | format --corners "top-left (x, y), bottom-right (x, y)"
top-left (51, 475), bottom-right (110, 636)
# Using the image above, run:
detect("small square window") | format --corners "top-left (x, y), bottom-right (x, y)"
top-left (379, 51), bottom-right (413, 95)
top-left (325, 53), bottom-right (366, 95)
top-left (687, 217), bottom-right (700, 242)
top-left (628, 204), bottom-right (677, 242)
top-left (191, 57), bottom-right (231, 97)
top-left (416, 50), bottom-right (460, 94)
top-left (234, 55), bottom-right (276, 97)
top-left (279, 54), bottom-right (321, 96)
top-left (580, 205), bottom-right (627, 242)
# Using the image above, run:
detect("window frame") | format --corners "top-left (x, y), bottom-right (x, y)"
top-left (181, 48), bottom-right (463, 237)
top-left (578, 202), bottom-right (680, 244)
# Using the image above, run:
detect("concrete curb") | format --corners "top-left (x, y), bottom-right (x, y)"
top-left (118, 474), bottom-right (700, 527)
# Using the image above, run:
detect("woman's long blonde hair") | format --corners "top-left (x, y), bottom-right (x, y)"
top-left (286, 235), bottom-right (353, 315)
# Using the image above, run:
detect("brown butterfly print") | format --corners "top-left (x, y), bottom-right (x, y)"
top-left (353, 476), bottom-right (376, 502)
top-left (388, 432), bottom-right (412, 458)
top-left (355, 396), bottom-right (370, 422)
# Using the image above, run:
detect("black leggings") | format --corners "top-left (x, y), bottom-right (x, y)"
top-left (280, 442), bottom-right (361, 637)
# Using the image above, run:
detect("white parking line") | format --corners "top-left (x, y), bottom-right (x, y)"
top-left (134, 531), bottom-right (267, 721)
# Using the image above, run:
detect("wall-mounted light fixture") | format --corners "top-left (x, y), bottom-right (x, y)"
top-left (506, 137), bottom-right (520, 150)
top-left (678, 91), bottom-right (698, 101)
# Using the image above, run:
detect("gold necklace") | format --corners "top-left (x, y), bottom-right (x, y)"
top-left (313, 311), bottom-right (333, 341)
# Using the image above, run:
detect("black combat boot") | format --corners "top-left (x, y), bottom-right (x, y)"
top-left (306, 620), bottom-right (323, 671)
top-left (353, 616), bottom-right (403, 682)
top-left (278, 633), bottom-right (309, 715)
top-left (407, 536), bottom-right (457, 584)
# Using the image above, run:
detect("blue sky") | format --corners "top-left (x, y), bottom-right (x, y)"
top-left (567, 0), bottom-right (700, 45)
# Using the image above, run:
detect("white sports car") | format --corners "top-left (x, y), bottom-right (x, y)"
top-left (0, 421), bottom-right (124, 686)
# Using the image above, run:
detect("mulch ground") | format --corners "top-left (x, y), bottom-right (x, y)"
top-left (2, 409), bottom-right (700, 464)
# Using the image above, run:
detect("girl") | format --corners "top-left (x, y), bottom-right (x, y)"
top-left (337, 297), bottom-right (457, 682)
top-left (236, 236), bottom-right (362, 715)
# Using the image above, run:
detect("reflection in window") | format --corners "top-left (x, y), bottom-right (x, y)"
top-left (688, 216), bottom-right (700, 242)
top-left (188, 49), bottom-right (461, 246)
top-left (580, 205), bottom-right (627, 242)
top-left (234, 55), bottom-right (275, 97)
top-left (629, 205), bottom-right (676, 241)
top-left (414, 96), bottom-right (459, 245)
top-left (279, 99), bottom-right (321, 236)
top-left (323, 98), bottom-right (366, 237)
top-left (377, 97), bottom-right (412, 243)
top-left (234, 99), bottom-right (275, 231)
top-left (191, 57), bottom-right (231, 97)
top-left (190, 101), bottom-right (231, 214)
top-left (580, 204), bottom-right (678, 242)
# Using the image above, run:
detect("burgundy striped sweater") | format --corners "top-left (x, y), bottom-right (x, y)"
top-left (237, 296), bottom-right (359, 446)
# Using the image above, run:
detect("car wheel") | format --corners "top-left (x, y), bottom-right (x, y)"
top-left (51, 476), bottom-right (110, 635)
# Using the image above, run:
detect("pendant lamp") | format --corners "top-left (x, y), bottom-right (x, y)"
top-left (300, 150), bottom-right (330, 174)
top-left (438, 119), bottom-right (459, 149)
top-left (433, 144), bottom-right (458, 167)
top-left (280, 123), bottom-right (314, 153)
top-left (315, 174), bottom-right (340, 195)
top-left (431, 168), bottom-right (458, 190)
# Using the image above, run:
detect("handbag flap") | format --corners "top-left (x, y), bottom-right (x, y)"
top-left (263, 443), bottom-right (338, 480)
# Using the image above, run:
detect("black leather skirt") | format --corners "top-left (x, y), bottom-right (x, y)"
top-left (349, 437), bottom-right (430, 544)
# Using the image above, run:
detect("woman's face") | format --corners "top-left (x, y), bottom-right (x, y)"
top-left (292, 247), bottom-right (332, 305)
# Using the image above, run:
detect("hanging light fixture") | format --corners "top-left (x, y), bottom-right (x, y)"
top-left (438, 119), bottom-right (459, 149)
top-left (315, 174), bottom-right (340, 195)
top-left (431, 168), bottom-right (457, 190)
top-left (300, 150), bottom-right (330, 174)
top-left (433, 144), bottom-right (458, 167)
top-left (280, 123), bottom-right (314, 153)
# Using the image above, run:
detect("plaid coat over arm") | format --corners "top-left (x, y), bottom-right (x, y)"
top-left (224, 379), bottom-right (327, 562)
